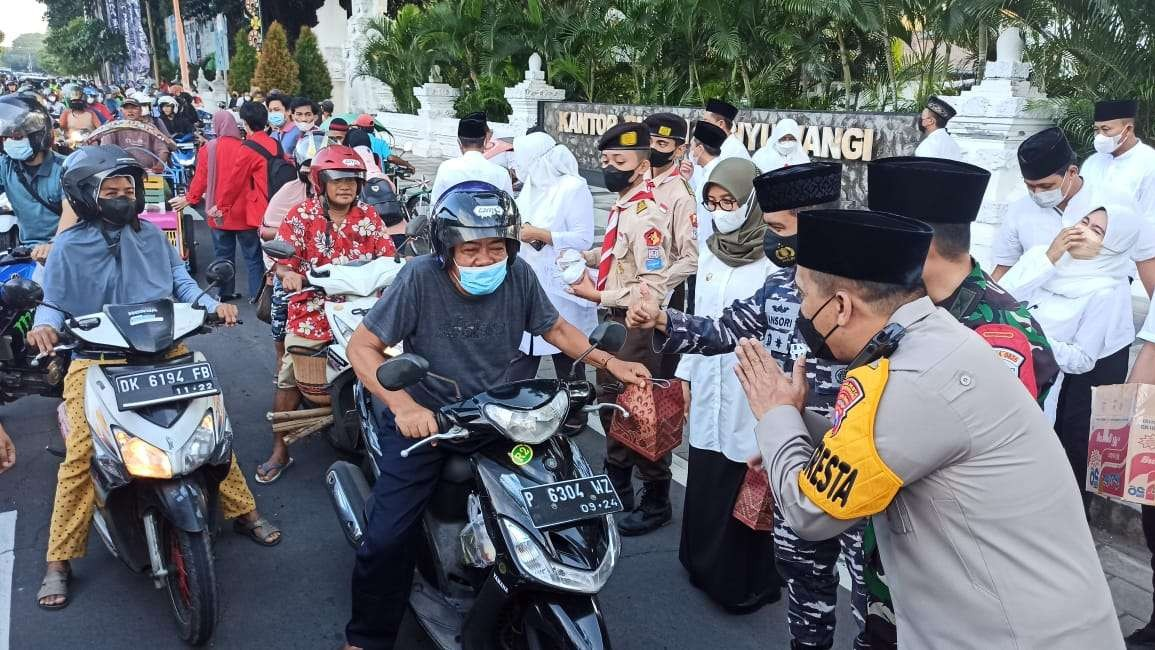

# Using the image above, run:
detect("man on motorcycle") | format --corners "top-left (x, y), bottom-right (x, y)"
top-left (26, 145), bottom-right (282, 610)
top-left (260, 145), bottom-right (398, 483)
top-left (0, 94), bottom-right (69, 257)
top-left (97, 95), bottom-right (170, 173)
top-left (340, 181), bottom-right (652, 650)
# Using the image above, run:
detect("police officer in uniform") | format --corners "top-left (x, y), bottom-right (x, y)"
top-left (861, 156), bottom-right (1062, 647)
top-left (571, 122), bottom-right (676, 536)
top-left (628, 163), bottom-right (868, 648)
top-left (735, 209), bottom-right (1123, 649)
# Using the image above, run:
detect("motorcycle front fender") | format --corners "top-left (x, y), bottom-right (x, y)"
top-left (145, 475), bottom-right (211, 533)
top-left (522, 593), bottom-right (611, 650)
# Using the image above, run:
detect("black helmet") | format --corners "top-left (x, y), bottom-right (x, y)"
top-left (0, 94), bottom-right (53, 155)
top-left (62, 145), bottom-right (146, 221)
top-left (430, 181), bottom-right (520, 268)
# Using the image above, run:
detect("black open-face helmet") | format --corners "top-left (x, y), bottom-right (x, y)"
top-left (62, 145), bottom-right (146, 221)
top-left (0, 94), bottom-right (53, 155)
top-left (430, 181), bottom-right (520, 268)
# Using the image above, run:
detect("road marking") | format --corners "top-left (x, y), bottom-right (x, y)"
top-left (0, 509), bottom-right (16, 650)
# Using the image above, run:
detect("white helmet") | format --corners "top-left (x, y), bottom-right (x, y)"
top-left (158, 95), bottom-right (178, 107)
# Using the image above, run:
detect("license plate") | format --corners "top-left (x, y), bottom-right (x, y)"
top-left (521, 475), bottom-right (623, 529)
top-left (111, 362), bottom-right (220, 410)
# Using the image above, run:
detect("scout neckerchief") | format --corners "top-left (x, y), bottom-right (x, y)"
top-left (596, 184), bottom-right (655, 291)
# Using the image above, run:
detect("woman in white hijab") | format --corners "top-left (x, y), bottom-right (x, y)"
top-left (508, 132), bottom-right (598, 389)
top-left (999, 201), bottom-right (1140, 490)
top-left (751, 118), bottom-right (810, 171)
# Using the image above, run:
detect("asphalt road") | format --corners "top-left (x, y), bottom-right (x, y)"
top-left (1, 222), bottom-right (857, 649)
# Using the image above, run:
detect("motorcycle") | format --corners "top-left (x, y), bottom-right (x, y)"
top-left (169, 133), bottom-right (198, 195)
top-left (326, 321), bottom-right (630, 649)
top-left (2, 261), bottom-right (241, 646)
top-left (0, 247), bottom-right (65, 401)
top-left (263, 240), bottom-right (405, 453)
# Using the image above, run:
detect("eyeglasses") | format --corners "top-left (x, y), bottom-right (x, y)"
top-left (701, 196), bottom-right (741, 212)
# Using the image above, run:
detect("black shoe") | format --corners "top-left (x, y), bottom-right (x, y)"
top-left (1127, 623), bottom-right (1155, 648)
top-left (605, 463), bottom-right (635, 512)
top-left (723, 587), bottom-right (782, 615)
top-left (618, 479), bottom-right (672, 537)
top-left (219, 292), bottom-right (242, 302)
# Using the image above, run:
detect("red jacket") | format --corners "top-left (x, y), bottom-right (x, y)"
top-left (186, 136), bottom-right (247, 230)
top-left (216, 131), bottom-right (277, 229)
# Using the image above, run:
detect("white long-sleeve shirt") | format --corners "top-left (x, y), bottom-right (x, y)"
top-left (430, 150), bottom-right (514, 204)
top-left (1080, 140), bottom-right (1155, 224)
top-left (914, 128), bottom-right (964, 161)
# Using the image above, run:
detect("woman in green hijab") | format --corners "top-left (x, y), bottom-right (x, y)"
top-left (677, 156), bottom-right (781, 612)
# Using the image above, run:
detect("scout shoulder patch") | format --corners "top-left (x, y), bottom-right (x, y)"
top-left (636, 200), bottom-right (648, 214)
top-left (644, 227), bottom-right (662, 246)
top-left (799, 358), bottom-right (903, 520)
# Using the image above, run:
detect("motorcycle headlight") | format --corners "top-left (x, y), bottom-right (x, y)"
top-left (176, 409), bottom-right (219, 473)
top-left (500, 517), bottom-right (618, 594)
top-left (484, 392), bottom-right (569, 444)
top-left (114, 427), bottom-right (173, 479)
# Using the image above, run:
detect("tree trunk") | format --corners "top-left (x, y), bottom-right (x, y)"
top-left (740, 61), bottom-right (752, 106)
top-left (976, 25), bottom-right (988, 83)
top-left (836, 30), bottom-right (852, 108)
top-left (142, 0), bottom-right (161, 85)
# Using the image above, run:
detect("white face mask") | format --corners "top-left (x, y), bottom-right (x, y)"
top-left (712, 194), bottom-right (752, 234)
top-left (1093, 129), bottom-right (1128, 155)
top-left (774, 139), bottom-right (798, 156)
top-left (1030, 173), bottom-right (1071, 209)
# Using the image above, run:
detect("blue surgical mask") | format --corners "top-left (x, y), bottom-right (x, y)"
top-left (457, 258), bottom-right (508, 296)
top-left (268, 112), bottom-right (286, 127)
top-left (3, 137), bottom-right (34, 161)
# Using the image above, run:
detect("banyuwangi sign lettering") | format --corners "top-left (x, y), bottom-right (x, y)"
top-left (543, 102), bottom-right (922, 207)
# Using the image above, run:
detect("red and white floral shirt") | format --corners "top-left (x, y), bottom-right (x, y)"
top-left (276, 198), bottom-right (396, 340)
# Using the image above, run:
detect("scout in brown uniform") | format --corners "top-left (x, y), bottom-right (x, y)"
top-left (644, 112), bottom-right (699, 375)
top-left (571, 122), bottom-right (676, 536)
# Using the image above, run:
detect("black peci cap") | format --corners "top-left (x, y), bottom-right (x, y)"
top-left (926, 96), bottom-right (957, 121)
top-left (797, 209), bottom-right (933, 286)
top-left (643, 112), bottom-right (688, 142)
top-left (1094, 99), bottom-right (1139, 121)
top-left (754, 162), bottom-right (842, 213)
top-left (705, 98), bottom-right (738, 122)
top-left (692, 120), bottom-right (728, 149)
top-left (1017, 127), bottom-right (1075, 181)
top-left (597, 122), bottom-right (650, 151)
top-left (867, 156), bottom-right (990, 224)
top-left (458, 111), bottom-right (488, 138)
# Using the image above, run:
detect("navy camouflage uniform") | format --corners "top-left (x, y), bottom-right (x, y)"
top-left (657, 265), bottom-right (867, 650)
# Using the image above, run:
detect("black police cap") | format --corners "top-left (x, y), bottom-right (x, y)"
top-left (643, 112), bottom-right (688, 142)
top-left (597, 122), bottom-right (650, 151)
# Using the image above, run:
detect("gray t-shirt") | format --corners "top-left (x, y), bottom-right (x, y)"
top-left (364, 255), bottom-right (559, 410)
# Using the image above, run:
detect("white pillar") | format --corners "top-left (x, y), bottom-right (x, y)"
top-left (412, 73), bottom-right (461, 157)
top-left (949, 27), bottom-right (1056, 269)
top-left (503, 53), bottom-right (565, 131)
top-left (314, 0), bottom-right (347, 110)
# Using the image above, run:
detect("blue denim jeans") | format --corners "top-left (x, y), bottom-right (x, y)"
top-left (210, 227), bottom-right (264, 299)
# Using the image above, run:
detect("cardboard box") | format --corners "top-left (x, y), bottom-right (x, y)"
top-left (1088, 384), bottom-right (1155, 505)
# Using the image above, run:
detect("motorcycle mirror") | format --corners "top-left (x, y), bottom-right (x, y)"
top-left (0, 275), bottom-right (43, 309)
top-left (589, 321), bottom-right (627, 353)
top-left (262, 240), bottom-right (296, 260)
top-left (204, 259), bottom-right (236, 287)
top-left (376, 353), bottom-right (429, 391)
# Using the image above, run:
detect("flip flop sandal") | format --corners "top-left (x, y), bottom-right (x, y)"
top-left (233, 516), bottom-right (283, 547)
top-left (37, 567), bottom-right (72, 610)
top-left (254, 457), bottom-right (294, 484)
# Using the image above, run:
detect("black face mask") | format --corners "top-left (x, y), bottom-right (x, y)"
top-left (649, 148), bottom-right (674, 169)
top-left (797, 295), bottom-right (839, 361)
top-left (98, 196), bottom-right (138, 227)
top-left (763, 231), bottom-right (797, 266)
top-left (602, 164), bottom-right (638, 194)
